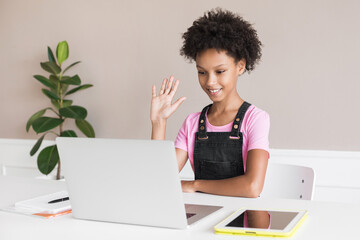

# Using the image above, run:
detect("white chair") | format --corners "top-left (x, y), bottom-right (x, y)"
top-left (261, 163), bottom-right (316, 200)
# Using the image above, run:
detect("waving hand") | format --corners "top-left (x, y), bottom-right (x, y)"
top-left (151, 76), bottom-right (186, 123)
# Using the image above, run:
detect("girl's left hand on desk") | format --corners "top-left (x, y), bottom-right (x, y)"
top-left (181, 180), bottom-right (196, 193)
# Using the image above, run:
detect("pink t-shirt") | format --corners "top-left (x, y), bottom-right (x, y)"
top-left (174, 104), bottom-right (270, 173)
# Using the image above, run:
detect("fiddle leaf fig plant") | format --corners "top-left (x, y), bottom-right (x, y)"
top-left (27, 41), bottom-right (95, 179)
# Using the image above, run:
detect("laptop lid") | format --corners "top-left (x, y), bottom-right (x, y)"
top-left (56, 137), bottom-right (188, 229)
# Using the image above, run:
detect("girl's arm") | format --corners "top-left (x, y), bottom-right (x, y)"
top-left (150, 76), bottom-right (186, 140)
top-left (151, 77), bottom-right (188, 173)
top-left (176, 148), bottom-right (188, 172)
top-left (181, 149), bottom-right (268, 198)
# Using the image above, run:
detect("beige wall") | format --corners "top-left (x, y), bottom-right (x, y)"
top-left (1, 0), bottom-right (359, 151)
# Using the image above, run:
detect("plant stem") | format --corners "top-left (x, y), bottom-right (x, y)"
top-left (57, 74), bottom-right (64, 180)
top-left (56, 156), bottom-right (61, 180)
top-left (57, 121), bottom-right (62, 180)
top-left (49, 131), bottom-right (60, 137)
top-left (49, 108), bottom-right (61, 117)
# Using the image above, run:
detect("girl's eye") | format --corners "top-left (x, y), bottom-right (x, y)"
top-left (216, 70), bottom-right (226, 74)
top-left (198, 71), bottom-right (205, 75)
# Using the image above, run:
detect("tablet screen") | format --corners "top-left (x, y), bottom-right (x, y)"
top-left (226, 210), bottom-right (299, 230)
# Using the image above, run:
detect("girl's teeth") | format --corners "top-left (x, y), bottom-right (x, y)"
top-left (210, 89), bottom-right (220, 93)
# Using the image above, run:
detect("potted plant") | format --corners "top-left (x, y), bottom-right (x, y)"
top-left (26, 40), bottom-right (95, 180)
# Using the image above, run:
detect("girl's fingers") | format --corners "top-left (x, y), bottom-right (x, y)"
top-left (164, 76), bottom-right (174, 95)
top-left (172, 96), bottom-right (186, 111)
top-left (157, 76), bottom-right (177, 96)
top-left (152, 85), bottom-right (156, 97)
top-left (159, 78), bottom-right (167, 95)
top-left (170, 79), bottom-right (180, 96)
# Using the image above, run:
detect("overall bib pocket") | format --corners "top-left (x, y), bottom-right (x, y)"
top-left (199, 160), bottom-right (240, 180)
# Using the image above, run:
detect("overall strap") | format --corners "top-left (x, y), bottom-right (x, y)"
top-left (197, 104), bottom-right (212, 140)
top-left (230, 101), bottom-right (251, 139)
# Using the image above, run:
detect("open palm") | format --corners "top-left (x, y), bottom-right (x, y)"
top-left (151, 76), bottom-right (186, 122)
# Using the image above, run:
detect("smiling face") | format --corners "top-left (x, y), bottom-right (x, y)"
top-left (195, 48), bottom-right (246, 104)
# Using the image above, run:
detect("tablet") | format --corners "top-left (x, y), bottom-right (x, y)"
top-left (214, 208), bottom-right (308, 238)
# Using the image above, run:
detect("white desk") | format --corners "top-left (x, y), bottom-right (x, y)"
top-left (1, 176), bottom-right (359, 240)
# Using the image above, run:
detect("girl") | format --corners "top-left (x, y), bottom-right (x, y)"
top-left (150, 8), bottom-right (270, 198)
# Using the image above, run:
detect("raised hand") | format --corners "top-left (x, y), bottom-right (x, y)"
top-left (151, 76), bottom-right (186, 123)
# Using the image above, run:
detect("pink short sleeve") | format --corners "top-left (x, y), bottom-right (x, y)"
top-left (244, 110), bottom-right (270, 154)
top-left (174, 115), bottom-right (189, 152)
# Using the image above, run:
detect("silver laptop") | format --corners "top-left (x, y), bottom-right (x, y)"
top-left (56, 137), bottom-right (222, 229)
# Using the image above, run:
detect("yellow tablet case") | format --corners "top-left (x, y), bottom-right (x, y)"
top-left (214, 208), bottom-right (308, 238)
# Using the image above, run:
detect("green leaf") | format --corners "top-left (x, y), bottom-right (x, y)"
top-left (49, 75), bottom-right (60, 93)
top-left (40, 61), bottom-right (61, 75)
top-left (48, 47), bottom-right (56, 63)
top-left (62, 99), bottom-right (73, 108)
top-left (42, 89), bottom-right (60, 101)
top-left (33, 75), bottom-right (56, 90)
top-left (26, 108), bottom-right (49, 132)
top-left (61, 130), bottom-right (77, 137)
top-left (63, 61), bottom-right (81, 74)
top-left (57, 76), bottom-right (70, 92)
top-left (59, 106), bottom-right (87, 119)
top-left (51, 100), bottom-right (60, 109)
top-left (76, 119), bottom-right (95, 138)
top-left (50, 74), bottom-right (60, 82)
top-left (56, 41), bottom-right (69, 65)
top-left (51, 99), bottom-right (73, 109)
top-left (65, 84), bottom-right (93, 96)
top-left (62, 84), bottom-right (69, 93)
top-left (30, 134), bottom-right (45, 156)
top-left (32, 117), bottom-right (64, 134)
top-left (37, 145), bottom-right (59, 175)
top-left (61, 75), bottom-right (81, 85)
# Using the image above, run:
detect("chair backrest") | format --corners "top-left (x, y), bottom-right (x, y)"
top-left (261, 163), bottom-right (316, 200)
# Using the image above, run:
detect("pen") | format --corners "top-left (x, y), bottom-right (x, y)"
top-left (48, 197), bottom-right (70, 204)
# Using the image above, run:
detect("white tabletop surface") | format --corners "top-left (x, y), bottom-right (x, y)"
top-left (1, 175), bottom-right (359, 240)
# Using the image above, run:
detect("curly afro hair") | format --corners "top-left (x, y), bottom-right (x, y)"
top-left (180, 8), bottom-right (262, 72)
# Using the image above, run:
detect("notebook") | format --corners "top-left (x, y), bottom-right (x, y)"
top-left (56, 137), bottom-right (222, 229)
top-left (1, 191), bottom-right (72, 219)
top-left (14, 191), bottom-right (70, 214)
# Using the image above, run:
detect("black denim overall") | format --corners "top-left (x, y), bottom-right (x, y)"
top-left (193, 102), bottom-right (251, 180)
